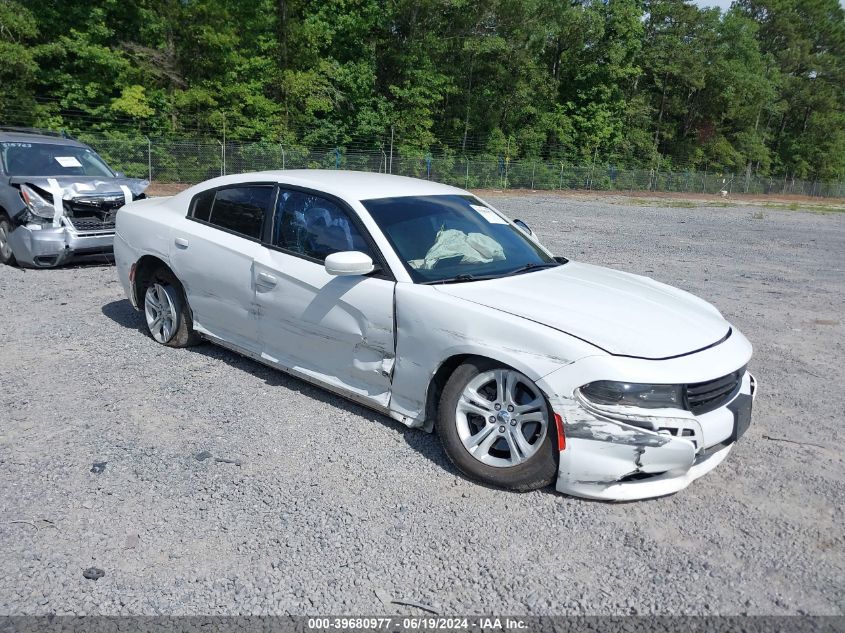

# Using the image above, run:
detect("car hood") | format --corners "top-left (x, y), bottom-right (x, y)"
top-left (9, 175), bottom-right (149, 199)
top-left (434, 261), bottom-right (731, 359)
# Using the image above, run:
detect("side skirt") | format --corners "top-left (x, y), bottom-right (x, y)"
top-left (200, 332), bottom-right (410, 426)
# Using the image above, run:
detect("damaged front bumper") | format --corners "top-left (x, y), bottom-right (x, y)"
top-left (7, 223), bottom-right (114, 268)
top-left (6, 175), bottom-right (148, 268)
top-left (550, 372), bottom-right (757, 501)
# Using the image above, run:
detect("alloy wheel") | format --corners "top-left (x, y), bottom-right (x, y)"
top-left (455, 368), bottom-right (549, 468)
top-left (144, 282), bottom-right (178, 344)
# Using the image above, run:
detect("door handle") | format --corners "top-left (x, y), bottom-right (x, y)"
top-left (174, 237), bottom-right (189, 249)
top-left (257, 272), bottom-right (277, 288)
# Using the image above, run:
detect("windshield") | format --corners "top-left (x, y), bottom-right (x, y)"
top-left (0, 142), bottom-right (115, 177)
top-left (362, 195), bottom-right (558, 283)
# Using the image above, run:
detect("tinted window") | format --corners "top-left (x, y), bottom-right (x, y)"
top-left (191, 189), bottom-right (214, 222)
top-left (204, 186), bottom-right (273, 240)
top-left (271, 190), bottom-right (373, 262)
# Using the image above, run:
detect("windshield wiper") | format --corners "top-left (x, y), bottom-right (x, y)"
top-left (423, 273), bottom-right (479, 285)
top-left (424, 263), bottom-right (562, 285)
top-left (500, 262), bottom-right (562, 277)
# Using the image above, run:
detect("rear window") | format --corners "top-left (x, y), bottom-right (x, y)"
top-left (191, 185), bottom-right (274, 240)
top-left (191, 190), bottom-right (214, 222)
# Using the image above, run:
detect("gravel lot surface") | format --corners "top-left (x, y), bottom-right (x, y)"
top-left (1, 193), bottom-right (843, 616)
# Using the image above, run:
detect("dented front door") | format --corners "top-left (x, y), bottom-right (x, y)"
top-left (253, 248), bottom-right (395, 407)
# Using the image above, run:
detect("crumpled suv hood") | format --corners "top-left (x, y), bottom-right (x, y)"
top-left (9, 176), bottom-right (149, 200)
top-left (435, 261), bottom-right (731, 359)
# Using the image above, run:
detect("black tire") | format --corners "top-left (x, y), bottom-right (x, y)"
top-left (0, 215), bottom-right (17, 266)
top-left (436, 358), bottom-right (558, 491)
top-left (142, 266), bottom-right (201, 348)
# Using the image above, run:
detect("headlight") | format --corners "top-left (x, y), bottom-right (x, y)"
top-left (20, 184), bottom-right (57, 219)
top-left (579, 381), bottom-right (683, 409)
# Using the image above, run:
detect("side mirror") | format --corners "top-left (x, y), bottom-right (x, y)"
top-left (324, 251), bottom-right (375, 276)
top-left (114, 171), bottom-right (126, 178)
top-left (513, 218), bottom-right (534, 237)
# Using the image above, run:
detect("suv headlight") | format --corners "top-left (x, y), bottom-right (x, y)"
top-left (20, 184), bottom-right (57, 220)
top-left (579, 381), bottom-right (683, 409)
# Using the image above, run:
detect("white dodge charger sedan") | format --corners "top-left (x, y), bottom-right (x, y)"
top-left (114, 170), bottom-right (756, 500)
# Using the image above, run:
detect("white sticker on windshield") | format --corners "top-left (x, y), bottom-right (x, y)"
top-left (55, 156), bottom-right (82, 168)
top-left (471, 204), bottom-right (507, 224)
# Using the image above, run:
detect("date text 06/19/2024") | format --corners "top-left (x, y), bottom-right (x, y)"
top-left (306, 617), bottom-right (527, 631)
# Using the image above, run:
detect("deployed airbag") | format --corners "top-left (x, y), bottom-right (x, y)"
top-left (417, 228), bottom-right (505, 270)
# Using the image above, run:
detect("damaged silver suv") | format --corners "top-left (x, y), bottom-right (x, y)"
top-left (0, 128), bottom-right (148, 268)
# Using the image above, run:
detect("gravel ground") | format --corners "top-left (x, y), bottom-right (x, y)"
top-left (0, 193), bottom-right (843, 616)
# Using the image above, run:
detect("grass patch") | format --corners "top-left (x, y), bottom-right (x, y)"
top-left (619, 199), bottom-right (699, 208)
top-left (609, 195), bottom-right (845, 213)
top-left (613, 197), bottom-right (736, 209)
top-left (762, 202), bottom-right (845, 214)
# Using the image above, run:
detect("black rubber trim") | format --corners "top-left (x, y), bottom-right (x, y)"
top-left (610, 328), bottom-right (733, 360)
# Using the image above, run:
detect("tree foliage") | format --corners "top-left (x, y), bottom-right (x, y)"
top-left (1, 0), bottom-right (843, 178)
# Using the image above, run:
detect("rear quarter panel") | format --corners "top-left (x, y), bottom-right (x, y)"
top-left (114, 196), bottom-right (176, 305)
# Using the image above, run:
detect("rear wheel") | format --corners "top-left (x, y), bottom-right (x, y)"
top-left (142, 267), bottom-right (200, 347)
top-left (0, 216), bottom-right (16, 266)
top-left (436, 358), bottom-right (557, 491)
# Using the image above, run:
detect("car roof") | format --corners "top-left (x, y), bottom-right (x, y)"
top-left (177, 169), bottom-right (468, 202)
top-left (0, 131), bottom-right (87, 148)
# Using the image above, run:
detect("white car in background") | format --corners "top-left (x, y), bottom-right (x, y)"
top-left (114, 170), bottom-right (756, 501)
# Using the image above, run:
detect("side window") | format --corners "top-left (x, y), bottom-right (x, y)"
top-left (271, 190), bottom-right (374, 262)
top-left (191, 189), bottom-right (214, 222)
top-left (192, 185), bottom-right (273, 240)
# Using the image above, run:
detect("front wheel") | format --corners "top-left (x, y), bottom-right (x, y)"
top-left (0, 216), bottom-right (16, 266)
top-left (142, 267), bottom-right (200, 347)
top-left (436, 359), bottom-right (558, 491)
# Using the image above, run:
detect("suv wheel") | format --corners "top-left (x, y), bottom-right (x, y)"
top-left (0, 216), bottom-right (16, 266)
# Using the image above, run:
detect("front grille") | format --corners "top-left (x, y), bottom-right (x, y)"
top-left (685, 367), bottom-right (744, 415)
top-left (67, 216), bottom-right (116, 232)
top-left (66, 197), bottom-right (122, 232)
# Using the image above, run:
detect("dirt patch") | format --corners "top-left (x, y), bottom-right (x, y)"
top-left (146, 182), bottom-right (192, 196)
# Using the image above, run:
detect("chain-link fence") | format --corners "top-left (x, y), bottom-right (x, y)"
top-left (84, 137), bottom-right (845, 198)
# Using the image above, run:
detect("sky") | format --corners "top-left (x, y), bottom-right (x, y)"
top-left (692, 0), bottom-right (733, 9)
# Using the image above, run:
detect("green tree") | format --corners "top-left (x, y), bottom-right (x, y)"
top-left (736, 0), bottom-right (845, 179)
top-left (1, 0), bottom-right (843, 181)
top-left (0, 0), bottom-right (38, 125)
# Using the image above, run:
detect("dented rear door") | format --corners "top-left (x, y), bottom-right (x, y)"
top-left (253, 247), bottom-right (395, 407)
